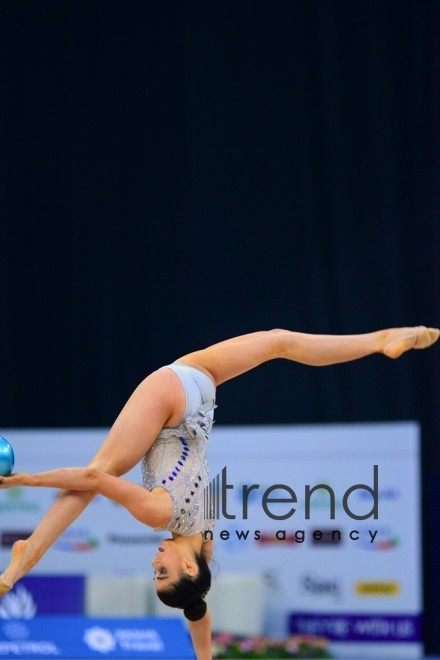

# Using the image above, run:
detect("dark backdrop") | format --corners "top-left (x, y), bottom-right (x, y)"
top-left (1, 0), bottom-right (440, 652)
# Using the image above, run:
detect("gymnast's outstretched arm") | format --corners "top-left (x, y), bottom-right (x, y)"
top-left (0, 466), bottom-right (173, 589)
top-left (0, 468), bottom-right (171, 528)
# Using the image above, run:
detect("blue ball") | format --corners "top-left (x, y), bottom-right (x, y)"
top-left (0, 436), bottom-right (15, 477)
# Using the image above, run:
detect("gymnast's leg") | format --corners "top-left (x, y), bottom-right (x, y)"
top-left (0, 368), bottom-right (187, 592)
top-left (177, 326), bottom-right (440, 385)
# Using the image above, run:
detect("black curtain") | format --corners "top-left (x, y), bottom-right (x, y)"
top-left (1, 0), bottom-right (439, 651)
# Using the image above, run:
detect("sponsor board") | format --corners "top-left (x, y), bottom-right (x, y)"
top-left (206, 422), bottom-right (422, 656)
top-left (0, 616), bottom-right (194, 658)
top-left (0, 578), bottom-right (84, 618)
top-left (0, 423), bottom-right (422, 658)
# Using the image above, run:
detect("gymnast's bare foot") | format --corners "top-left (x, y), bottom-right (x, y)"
top-left (0, 540), bottom-right (32, 596)
top-left (382, 326), bottom-right (440, 359)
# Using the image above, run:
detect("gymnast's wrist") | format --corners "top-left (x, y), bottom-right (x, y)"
top-left (17, 472), bottom-right (32, 486)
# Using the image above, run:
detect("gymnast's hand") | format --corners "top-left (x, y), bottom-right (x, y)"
top-left (0, 473), bottom-right (30, 488)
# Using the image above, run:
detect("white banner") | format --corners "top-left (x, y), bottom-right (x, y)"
top-left (205, 421), bottom-right (422, 658)
top-left (0, 422), bottom-right (422, 657)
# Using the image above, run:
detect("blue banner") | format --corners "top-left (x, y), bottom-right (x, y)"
top-left (0, 577), bottom-right (84, 618)
top-left (0, 617), bottom-right (195, 658)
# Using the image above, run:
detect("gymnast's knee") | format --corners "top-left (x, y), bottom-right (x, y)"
top-left (267, 328), bottom-right (291, 357)
top-left (268, 328), bottom-right (288, 335)
top-left (87, 458), bottom-right (122, 477)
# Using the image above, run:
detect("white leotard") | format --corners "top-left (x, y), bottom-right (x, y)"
top-left (141, 363), bottom-right (216, 536)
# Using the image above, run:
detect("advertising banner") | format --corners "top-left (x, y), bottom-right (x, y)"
top-left (0, 423), bottom-right (422, 657)
top-left (0, 577), bottom-right (84, 618)
top-left (0, 616), bottom-right (194, 658)
top-left (205, 421), bottom-right (422, 658)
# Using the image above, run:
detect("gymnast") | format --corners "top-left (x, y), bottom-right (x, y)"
top-left (0, 326), bottom-right (438, 660)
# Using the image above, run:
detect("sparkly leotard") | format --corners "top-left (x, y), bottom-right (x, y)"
top-left (141, 363), bottom-right (216, 536)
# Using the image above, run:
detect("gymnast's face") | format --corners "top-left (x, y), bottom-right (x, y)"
top-left (151, 539), bottom-right (198, 592)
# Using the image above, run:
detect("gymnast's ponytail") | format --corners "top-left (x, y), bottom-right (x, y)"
top-left (183, 598), bottom-right (207, 622)
top-left (156, 553), bottom-right (211, 621)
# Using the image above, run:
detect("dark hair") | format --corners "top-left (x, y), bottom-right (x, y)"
top-left (156, 552), bottom-right (211, 622)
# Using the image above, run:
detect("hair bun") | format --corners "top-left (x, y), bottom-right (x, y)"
top-left (184, 598), bottom-right (207, 622)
